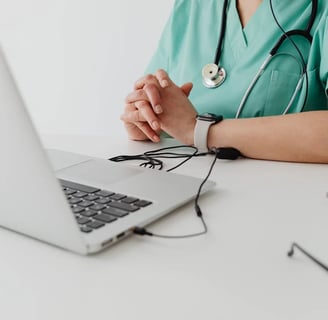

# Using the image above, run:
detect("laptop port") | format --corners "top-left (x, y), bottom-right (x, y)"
top-left (101, 238), bottom-right (113, 247)
top-left (116, 232), bottom-right (125, 240)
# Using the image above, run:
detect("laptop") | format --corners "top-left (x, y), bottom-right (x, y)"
top-left (0, 47), bottom-right (215, 254)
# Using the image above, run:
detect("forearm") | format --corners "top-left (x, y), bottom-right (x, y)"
top-left (208, 111), bottom-right (328, 163)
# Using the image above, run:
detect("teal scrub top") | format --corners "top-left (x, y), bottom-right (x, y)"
top-left (145, 0), bottom-right (328, 118)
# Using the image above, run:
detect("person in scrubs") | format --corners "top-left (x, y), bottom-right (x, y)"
top-left (121, 0), bottom-right (328, 163)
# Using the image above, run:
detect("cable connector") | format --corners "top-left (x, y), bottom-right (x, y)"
top-left (133, 227), bottom-right (153, 236)
top-left (195, 204), bottom-right (203, 217)
top-left (211, 147), bottom-right (241, 160)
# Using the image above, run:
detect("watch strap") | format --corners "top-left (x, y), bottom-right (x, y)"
top-left (194, 114), bottom-right (223, 152)
top-left (194, 119), bottom-right (214, 152)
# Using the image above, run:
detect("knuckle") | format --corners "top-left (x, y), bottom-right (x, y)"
top-left (120, 113), bottom-right (131, 123)
top-left (125, 94), bottom-right (133, 103)
top-left (137, 121), bottom-right (149, 131)
top-left (135, 100), bottom-right (149, 110)
top-left (136, 89), bottom-right (146, 99)
top-left (145, 74), bottom-right (154, 82)
top-left (144, 83), bottom-right (156, 91)
top-left (133, 110), bottom-right (143, 122)
top-left (124, 104), bottom-right (136, 113)
top-left (122, 107), bottom-right (143, 123)
top-left (156, 68), bottom-right (167, 78)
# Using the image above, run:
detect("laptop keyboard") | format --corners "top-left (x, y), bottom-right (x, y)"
top-left (59, 179), bottom-right (152, 233)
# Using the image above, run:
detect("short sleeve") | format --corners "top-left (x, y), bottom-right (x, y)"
top-left (144, 0), bottom-right (189, 75)
top-left (143, 3), bottom-right (176, 74)
top-left (319, 17), bottom-right (328, 96)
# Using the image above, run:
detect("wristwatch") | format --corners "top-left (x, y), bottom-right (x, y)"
top-left (194, 113), bottom-right (223, 152)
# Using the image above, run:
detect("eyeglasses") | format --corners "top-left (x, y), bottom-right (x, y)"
top-left (288, 242), bottom-right (328, 272)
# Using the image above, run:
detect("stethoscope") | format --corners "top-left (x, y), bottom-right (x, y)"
top-left (202, 0), bottom-right (318, 117)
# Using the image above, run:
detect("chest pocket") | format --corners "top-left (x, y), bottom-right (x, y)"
top-left (263, 69), bottom-right (302, 116)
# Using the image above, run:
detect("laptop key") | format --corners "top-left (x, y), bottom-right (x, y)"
top-left (87, 221), bottom-right (105, 229)
top-left (74, 191), bottom-right (88, 198)
top-left (94, 214), bottom-right (117, 224)
top-left (103, 207), bottom-right (129, 218)
top-left (77, 217), bottom-right (92, 225)
top-left (80, 226), bottom-right (93, 233)
top-left (80, 209), bottom-right (98, 218)
top-left (107, 201), bottom-right (139, 212)
top-left (109, 193), bottom-right (127, 201)
top-left (72, 206), bottom-right (85, 214)
top-left (134, 200), bottom-right (152, 207)
top-left (69, 198), bottom-right (82, 205)
top-left (59, 179), bottom-right (100, 194)
top-left (84, 195), bottom-right (99, 201)
top-left (122, 197), bottom-right (139, 204)
top-left (96, 190), bottom-right (115, 197)
top-left (64, 189), bottom-right (76, 196)
top-left (95, 197), bottom-right (111, 204)
top-left (90, 204), bottom-right (106, 211)
top-left (79, 200), bottom-right (94, 208)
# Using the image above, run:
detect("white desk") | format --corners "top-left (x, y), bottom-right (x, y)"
top-left (1, 134), bottom-right (328, 320)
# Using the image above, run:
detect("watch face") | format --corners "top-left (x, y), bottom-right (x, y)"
top-left (196, 113), bottom-right (223, 122)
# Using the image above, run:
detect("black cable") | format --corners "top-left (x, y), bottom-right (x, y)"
top-left (133, 150), bottom-right (218, 239)
top-left (110, 145), bottom-right (241, 240)
top-left (288, 242), bottom-right (328, 272)
top-left (110, 145), bottom-right (202, 172)
top-left (133, 215), bottom-right (208, 239)
top-left (269, 0), bottom-right (310, 112)
top-left (144, 145), bottom-right (199, 172)
top-left (166, 147), bottom-right (199, 172)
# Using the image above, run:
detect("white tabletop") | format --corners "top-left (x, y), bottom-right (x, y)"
top-left (1, 134), bottom-right (328, 320)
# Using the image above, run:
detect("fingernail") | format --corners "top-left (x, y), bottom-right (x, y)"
top-left (161, 80), bottom-right (169, 88)
top-left (154, 105), bottom-right (163, 114)
top-left (152, 121), bottom-right (160, 130)
top-left (153, 135), bottom-right (160, 142)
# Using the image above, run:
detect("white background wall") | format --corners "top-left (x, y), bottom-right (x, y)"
top-left (0, 0), bottom-right (174, 137)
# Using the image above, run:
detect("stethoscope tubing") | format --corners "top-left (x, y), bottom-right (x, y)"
top-left (213, 0), bottom-right (230, 66)
top-left (235, 55), bottom-right (272, 118)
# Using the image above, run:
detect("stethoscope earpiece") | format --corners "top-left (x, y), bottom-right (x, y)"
top-left (202, 63), bottom-right (226, 88)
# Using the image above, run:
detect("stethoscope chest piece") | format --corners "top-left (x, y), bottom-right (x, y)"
top-left (202, 63), bottom-right (226, 88)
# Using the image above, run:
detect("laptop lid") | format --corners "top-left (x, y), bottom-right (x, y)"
top-left (0, 47), bottom-right (88, 254)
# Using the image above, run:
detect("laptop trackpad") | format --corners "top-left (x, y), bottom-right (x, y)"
top-left (56, 158), bottom-right (143, 187)
top-left (47, 149), bottom-right (93, 171)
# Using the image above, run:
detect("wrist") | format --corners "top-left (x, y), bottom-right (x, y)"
top-left (193, 113), bottom-right (223, 152)
top-left (208, 118), bottom-right (237, 150)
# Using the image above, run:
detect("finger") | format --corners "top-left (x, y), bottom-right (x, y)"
top-left (134, 74), bottom-right (159, 90)
top-left (121, 102), bottom-right (160, 131)
top-left (134, 121), bottom-right (161, 143)
top-left (155, 69), bottom-right (171, 88)
top-left (120, 109), bottom-right (160, 143)
top-left (180, 82), bottom-right (193, 97)
top-left (123, 121), bottom-right (149, 141)
top-left (122, 118), bottom-right (160, 143)
top-left (122, 103), bottom-right (140, 117)
top-left (125, 89), bottom-right (149, 104)
top-left (143, 83), bottom-right (163, 114)
top-left (135, 100), bottom-right (161, 130)
top-left (125, 85), bottom-right (163, 114)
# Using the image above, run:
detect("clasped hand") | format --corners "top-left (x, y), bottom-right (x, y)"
top-left (121, 69), bottom-right (197, 145)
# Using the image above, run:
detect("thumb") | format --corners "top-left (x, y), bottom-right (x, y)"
top-left (180, 82), bottom-right (193, 97)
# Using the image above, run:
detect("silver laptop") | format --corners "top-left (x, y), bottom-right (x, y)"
top-left (0, 47), bottom-right (215, 254)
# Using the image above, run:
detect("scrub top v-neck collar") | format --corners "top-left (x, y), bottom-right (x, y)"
top-left (226, 0), bottom-right (267, 60)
